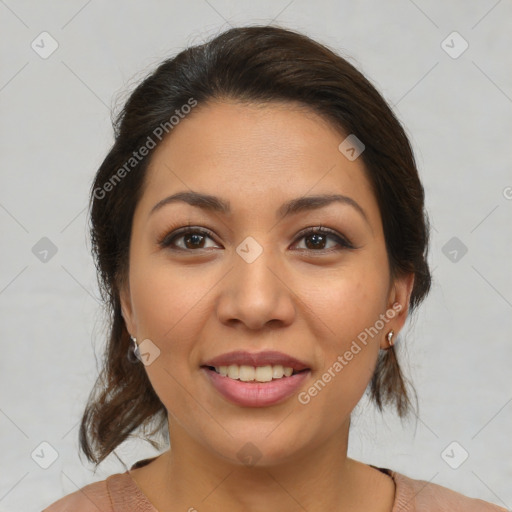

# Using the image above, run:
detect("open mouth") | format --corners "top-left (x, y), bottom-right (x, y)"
top-left (201, 363), bottom-right (311, 407)
top-left (203, 365), bottom-right (309, 383)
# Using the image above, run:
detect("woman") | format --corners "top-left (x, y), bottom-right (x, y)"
top-left (42, 25), bottom-right (506, 511)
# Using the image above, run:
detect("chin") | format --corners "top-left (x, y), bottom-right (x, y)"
top-left (201, 424), bottom-right (315, 468)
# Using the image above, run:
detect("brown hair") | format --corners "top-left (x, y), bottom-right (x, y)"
top-left (80, 25), bottom-right (431, 467)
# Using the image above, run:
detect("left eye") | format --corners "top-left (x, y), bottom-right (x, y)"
top-left (294, 227), bottom-right (353, 251)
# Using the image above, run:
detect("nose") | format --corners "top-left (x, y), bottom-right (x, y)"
top-left (216, 240), bottom-right (296, 331)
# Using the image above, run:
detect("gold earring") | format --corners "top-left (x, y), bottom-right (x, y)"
top-left (384, 330), bottom-right (394, 350)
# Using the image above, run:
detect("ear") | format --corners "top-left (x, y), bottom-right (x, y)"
top-left (380, 272), bottom-right (415, 349)
top-left (119, 280), bottom-right (137, 338)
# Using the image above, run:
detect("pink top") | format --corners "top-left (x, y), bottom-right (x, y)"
top-left (42, 458), bottom-right (507, 511)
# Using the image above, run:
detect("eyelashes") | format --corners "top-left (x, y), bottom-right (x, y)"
top-left (159, 227), bottom-right (216, 251)
top-left (157, 225), bottom-right (356, 254)
top-left (293, 226), bottom-right (355, 251)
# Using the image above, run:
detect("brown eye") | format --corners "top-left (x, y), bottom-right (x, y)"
top-left (294, 227), bottom-right (354, 252)
top-left (160, 228), bottom-right (219, 251)
top-left (304, 233), bottom-right (329, 250)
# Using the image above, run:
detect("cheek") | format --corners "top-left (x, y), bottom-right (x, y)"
top-left (130, 258), bottom-right (212, 341)
top-left (128, 261), bottom-right (206, 413)
top-left (128, 257), bottom-right (217, 404)
top-left (307, 262), bottom-right (389, 344)
top-left (300, 261), bottom-right (388, 402)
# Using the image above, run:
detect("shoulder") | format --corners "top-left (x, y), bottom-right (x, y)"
top-left (389, 469), bottom-right (508, 511)
top-left (42, 473), bottom-right (127, 512)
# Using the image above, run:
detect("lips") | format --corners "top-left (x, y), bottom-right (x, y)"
top-left (200, 350), bottom-right (311, 407)
top-left (203, 368), bottom-right (310, 407)
top-left (201, 350), bottom-right (310, 372)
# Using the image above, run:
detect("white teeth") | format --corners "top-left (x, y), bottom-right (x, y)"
top-left (239, 365), bottom-right (255, 382)
top-left (214, 364), bottom-right (298, 382)
top-left (272, 365), bottom-right (284, 378)
top-left (255, 366), bottom-right (273, 382)
top-left (227, 364), bottom-right (239, 379)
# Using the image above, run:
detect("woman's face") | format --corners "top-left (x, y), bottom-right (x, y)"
top-left (121, 100), bottom-right (413, 466)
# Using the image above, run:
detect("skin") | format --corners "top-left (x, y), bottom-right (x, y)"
top-left (120, 99), bottom-right (415, 512)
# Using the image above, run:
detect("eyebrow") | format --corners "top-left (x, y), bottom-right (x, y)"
top-left (149, 191), bottom-right (370, 225)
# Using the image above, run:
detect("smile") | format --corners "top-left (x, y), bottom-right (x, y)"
top-left (209, 364), bottom-right (302, 382)
top-left (202, 365), bottom-right (310, 407)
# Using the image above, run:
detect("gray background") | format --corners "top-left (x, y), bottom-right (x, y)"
top-left (1, 1), bottom-right (511, 510)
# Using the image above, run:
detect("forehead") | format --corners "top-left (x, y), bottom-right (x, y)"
top-left (139, 100), bottom-right (380, 226)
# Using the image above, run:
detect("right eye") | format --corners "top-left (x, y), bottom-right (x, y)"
top-left (159, 227), bottom-right (221, 251)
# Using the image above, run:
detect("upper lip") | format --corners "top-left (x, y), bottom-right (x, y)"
top-left (202, 350), bottom-right (310, 372)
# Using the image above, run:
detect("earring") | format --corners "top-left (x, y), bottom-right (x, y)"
top-left (384, 330), bottom-right (395, 350)
top-left (130, 336), bottom-right (140, 359)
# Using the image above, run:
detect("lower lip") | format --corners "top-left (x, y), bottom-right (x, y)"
top-left (202, 367), bottom-right (310, 407)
